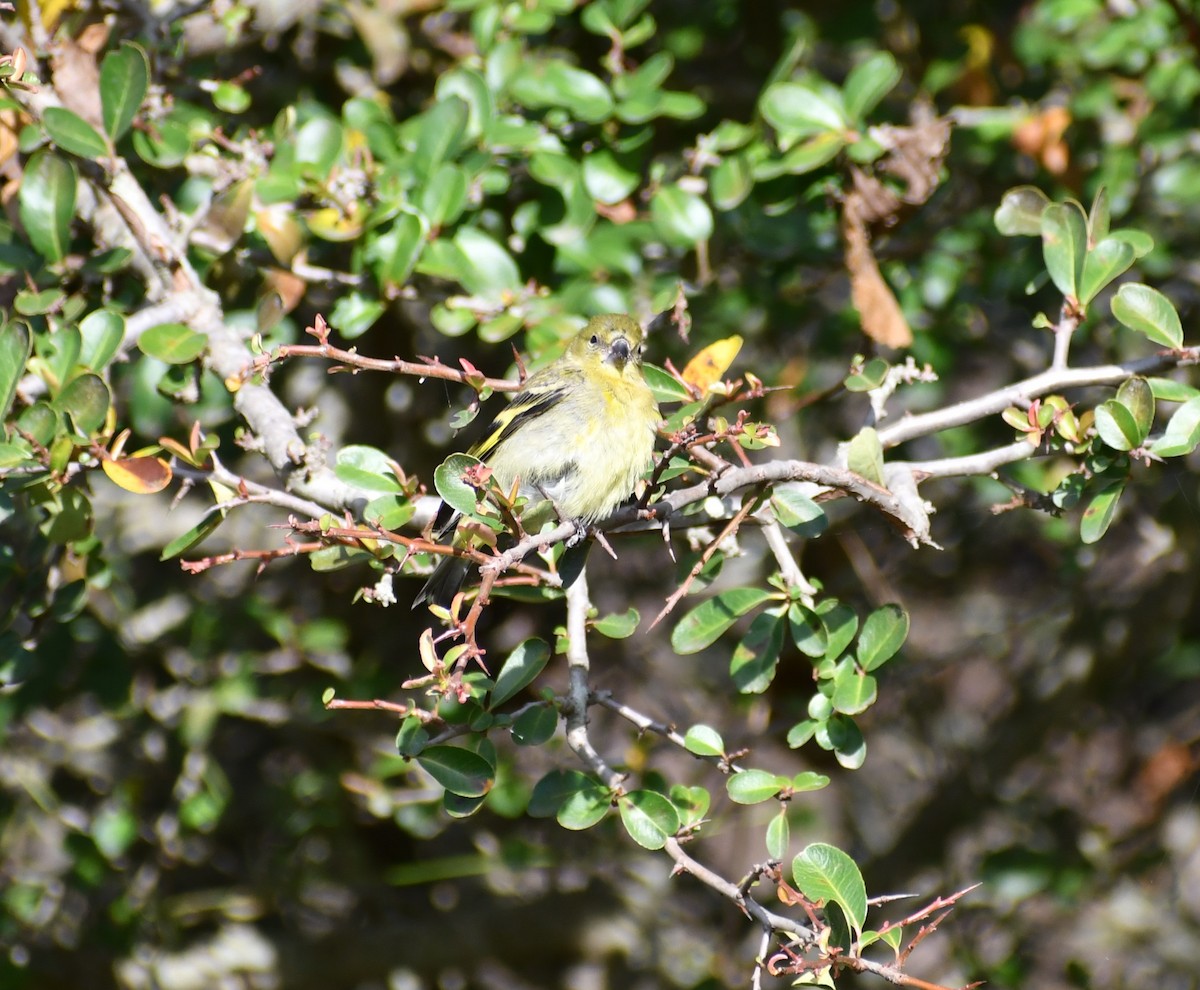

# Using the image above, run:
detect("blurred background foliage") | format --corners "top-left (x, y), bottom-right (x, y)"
top-left (2, 0), bottom-right (1200, 988)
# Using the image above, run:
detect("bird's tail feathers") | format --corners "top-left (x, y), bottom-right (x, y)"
top-left (412, 555), bottom-right (471, 610)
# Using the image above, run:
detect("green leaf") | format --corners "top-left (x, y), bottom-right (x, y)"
top-left (1116, 376), bottom-right (1154, 440)
top-left (419, 164), bottom-right (470, 229)
top-left (443, 792), bottom-right (487, 818)
top-left (18, 151), bottom-right (77, 263)
top-left (651, 184), bottom-right (714, 249)
top-left (670, 785), bottom-right (710, 827)
top-left (211, 81), bottom-right (250, 114)
top-left (434, 452), bottom-right (486, 518)
top-left (335, 444), bottom-right (401, 492)
top-left (413, 97), bottom-right (469, 180)
top-left (846, 427), bottom-right (884, 486)
top-left (138, 323), bottom-right (207, 364)
top-left (415, 745), bottom-right (494, 798)
top-left (56, 373), bottom-right (110, 437)
top-left (1111, 283), bottom-right (1184, 348)
top-left (509, 60), bottom-right (614, 123)
top-left (730, 609), bottom-right (786, 693)
top-left (683, 724), bottom-right (725, 758)
top-left (366, 211), bottom-right (427, 289)
top-left (727, 769), bottom-right (786, 805)
top-left (770, 485), bottom-right (827, 537)
top-left (43, 108), bottom-right (110, 159)
top-left (78, 310), bottom-right (125, 371)
top-left (511, 703), bottom-right (557, 746)
top-left (710, 154), bottom-right (752, 211)
top-left (857, 603), bottom-right (908, 671)
top-left (557, 778), bottom-right (612, 830)
top-left (760, 81), bottom-right (847, 140)
top-left (490, 637), bottom-right (550, 707)
top-left (766, 809), bottom-right (790, 860)
top-left (582, 150), bottom-right (639, 205)
top-left (1150, 396), bottom-right (1200, 457)
top-left (792, 771), bottom-right (830, 792)
top-left (364, 494), bottom-right (415, 530)
top-left (788, 605), bottom-right (827, 658)
top-left (642, 363), bottom-right (693, 403)
top-left (619, 790), bottom-right (680, 850)
top-left (0, 321), bottom-right (32, 422)
top-left (99, 42), bottom-right (149, 141)
top-left (328, 292), bottom-right (385, 339)
top-left (395, 716), bottom-right (429, 757)
top-left (1040, 201), bottom-right (1088, 300)
top-left (528, 768), bottom-right (592, 817)
top-left (842, 51), bottom-right (901, 121)
top-left (1080, 480), bottom-right (1125, 544)
top-left (792, 842), bottom-right (868, 933)
top-left (453, 226), bottom-right (521, 297)
top-left (591, 607), bottom-right (640, 638)
top-left (1078, 237), bottom-right (1135, 307)
top-left (159, 513), bottom-right (224, 560)
top-left (1093, 400), bottom-right (1141, 451)
top-left (671, 587), bottom-right (774, 654)
top-left (1147, 377), bottom-right (1200, 403)
top-left (830, 658), bottom-right (877, 715)
top-left (1088, 186), bottom-right (1111, 242)
top-left (1109, 228), bottom-right (1154, 258)
top-left (826, 715), bottom-right (867, 770)
top-left (993, 185), bottom-right (1050, 237)
top-left (767, 132), bottom-right (846, 176)
top-left (818, 601), bottom-right (859, 662)
top-left (844, 356), bottom-right (890, 392)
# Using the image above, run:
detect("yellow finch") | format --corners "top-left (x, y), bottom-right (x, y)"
top-left (414, 314), bottom-right (660, 608)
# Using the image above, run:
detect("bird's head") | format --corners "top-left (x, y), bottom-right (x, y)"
top-left (570, 314), bottom-right (646, 372)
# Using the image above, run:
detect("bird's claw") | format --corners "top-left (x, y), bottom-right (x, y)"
top-left (565, 520), bottom-right (589, 548)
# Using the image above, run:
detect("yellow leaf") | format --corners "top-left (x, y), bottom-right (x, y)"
top-left (102, 455), bottom-right (172, 494)
top-left (682, 335), bottom-right (743, 392)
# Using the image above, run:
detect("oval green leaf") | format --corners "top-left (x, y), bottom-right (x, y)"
top-left (730, 609), bottom-right (786, 694)
top-left (511, 703), bottom-right (557, 746)
top-left (1115, 376), bottom-right (1154, 439)
top-left (415, 744), bottom-right (495, 798)
top-left (1080, 480), bottom-right (1125, 544)
top-left (18, 151), bottom-right (78, 263)
top-left (993, 185), bottom-right (1049, 237)
top-left (434, 452), bottom-right (486, 518)
top-left (843, 51), bottom-right (901, 121)
top-left (100, 41), bottom-right (150, 141)
top-left (793, 842), bottom-right (868, 932)
top-left (671, 587), bottom-right (774, 654)
top-left (490, 637), bottom-right (550, 708)
top-left (727, 768), bottom-right (785, 805)
top-left (766, 809), bottom-right (790, 860)
top-left (56, 373), bottom-right (111, 437)
top-left (1041, 201), bottom-right (1087, 300)
top-left (683, 724), bottom-right (725, 758)
top-left (78, 310), bottom-right (125, 371)
top-left (651, 184), bottom-right (714, 249)
top-left (619, 790), bottom-right (680, 850)
top-left (44, 108), bottom-right (110, 159)
top-left (1111, 282), bottom-right (1183, 348)
top-left (1093, 399), bottom-right (1141, 451)
top-left (1149, 396), bottom-right (1200, 457)
top-left (857, 603), bottom-right (908, 671)
top-left (1078, 236), bottom-right (1135, 307)
top-left (138, 323), bottom-right (207, 364)
top-left (0, 320), bottom-right (32, 421)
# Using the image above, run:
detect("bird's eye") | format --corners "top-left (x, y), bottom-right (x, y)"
top-left (589, 334), bottom-right (599, 345)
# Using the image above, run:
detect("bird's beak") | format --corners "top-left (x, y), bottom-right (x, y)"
top-left (606, 336), bottom-right (632, 366)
